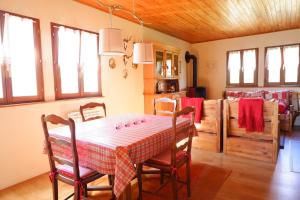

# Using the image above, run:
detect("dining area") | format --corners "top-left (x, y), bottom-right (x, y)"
top-left (3, 1), bottom-right (300, 200)
top-left (41, 101), bottom-right (196, 200)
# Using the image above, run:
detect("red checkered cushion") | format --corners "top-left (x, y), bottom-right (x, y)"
top-left (226, 91), bottom-right (245, 98)
top-left (244, 91), bottom-right (265, 98)
top-left (57, 164), bottom-right (98, 179)
top-left (265, 91), bottom-right (289, 106)
top-left (265, 90), bottom-right (289, 100)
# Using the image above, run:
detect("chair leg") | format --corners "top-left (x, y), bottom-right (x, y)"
top-left (51, 179), bottom-right (58, 200)
top-left (160, 169), bottom-right (164, 185)
top-left (186, 161), bottom-right (191, 197)
top-left (74, 185), bottom-right (81, 200)
top-left (171, 173), bottom-right (178, 200)
top-left (137, 163), bottom-right (143, 200)
top-left (109, 175), bottom-right (116, 200)
top-left (83, 184), bottom-right (88, 197)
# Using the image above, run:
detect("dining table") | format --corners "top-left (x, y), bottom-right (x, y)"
top-left (48, 113), bottom-right (191, 199)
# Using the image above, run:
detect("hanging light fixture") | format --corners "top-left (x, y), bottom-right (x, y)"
top-left (132, 0), bottom-right (153, 64)
top-left (133, 40), bottom-right (153, 64)
top-left (96, 0), bottom-right (153, 62)
top-left (99, 7), bottom-right (124, 56)
top-left (133, 22), bottom-right (153, 64)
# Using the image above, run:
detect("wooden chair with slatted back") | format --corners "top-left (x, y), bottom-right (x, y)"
top-left (41, 114), bottom-right (114, 200)
top-left (137, 106), bottom-right (195, 200)
top-left (153, 97), bottom-right (177, 116)
top-left (80, 102), bottom-right (106, 122)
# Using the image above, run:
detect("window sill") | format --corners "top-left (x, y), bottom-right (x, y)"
top-left (0, 96), bottom-right (105, 108)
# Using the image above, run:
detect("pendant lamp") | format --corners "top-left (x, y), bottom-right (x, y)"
top-left (132, 23), bottom-right (154, 64)
top-left (99, 8), bottom-right (124, 56)
top-left (133, 43), bottom-right (153, 64)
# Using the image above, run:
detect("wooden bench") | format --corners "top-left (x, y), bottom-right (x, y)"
top-left (223, 100), bottom-right (279, 163)
top-left (192, 99), bottom-right (222, 152)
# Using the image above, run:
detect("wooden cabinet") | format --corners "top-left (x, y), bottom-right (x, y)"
top-left (155, 48), bottom-right (179, 78)
top-left (144, 43), bottom-right (185, 114)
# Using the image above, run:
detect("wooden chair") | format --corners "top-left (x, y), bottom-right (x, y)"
top-left (137, 106), bottom-right (195, 200)
top-left (80, 102), bottom-right (106, 122)
top-left (153, 97), bottom-right (177, 116)
top-left (41, 114), bottom-right (114, 200)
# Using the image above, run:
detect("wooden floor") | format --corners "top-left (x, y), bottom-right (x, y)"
top-left (1, 129), bottom-right (300, 200)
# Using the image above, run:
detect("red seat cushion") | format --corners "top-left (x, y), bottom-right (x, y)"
top-left (278, 101), bottom-right (287, 114)
top-left (146, 149), bottom-right (188, 166)
top-left (57, 164), bottom-right (98, 179)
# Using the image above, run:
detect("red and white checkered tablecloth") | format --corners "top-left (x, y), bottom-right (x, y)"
top-left (48, 114), bottom-right (190, 198)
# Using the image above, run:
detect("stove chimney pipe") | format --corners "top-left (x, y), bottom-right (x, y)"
top-left (185, 51), bottom-right (197, 87)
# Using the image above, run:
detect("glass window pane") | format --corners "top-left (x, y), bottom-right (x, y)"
top-left (58, 27), bottom-right (80, 94)
top-left (266, 47), bottom-right (281, 83)
top-left (228, 51), bottom-right (241, 84)
top-left (284, 45), bottom-right (299, 83)
top-left (166, 53), bottom-right (172, 77)
top-left (243, 50), bottom-right (256, 84)
top-left (3, 14), bottom-right (37, 97)
top-left (155, 51), bottom-right (163, 76)
top-left (80, 31), bottom-right (98, 93)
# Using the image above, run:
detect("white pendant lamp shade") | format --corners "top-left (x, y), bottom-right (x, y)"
top-left (99, 28), bottom-right (124, 56)
top-left (133, 43), bottom-right (154, 64)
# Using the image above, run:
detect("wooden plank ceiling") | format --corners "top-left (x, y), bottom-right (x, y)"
top-left (75, 0), bottom-right (300, 43)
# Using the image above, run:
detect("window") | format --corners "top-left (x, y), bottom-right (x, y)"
top-left (265, 44), bottom-right (300, 86)
top-left (226, 48), bottom-right (258, 87)
top-left (51, 23), bottom-right (101, 99)
top-left (0, 11), bottom-right (43, 105)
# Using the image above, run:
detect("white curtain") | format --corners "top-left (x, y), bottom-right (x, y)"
top-left (3, 13), bottom-right (37, 97)
top-left (80, 31), bottom-right (98, 93)
top-left (266, 47), bottom-right (281, 83)
top-left (58, 26), bottom-right (80, 94)
top-left (228, 51), bottom-right (241, 84)
top-left (243, 49), bottom-right (256, 84)
top-left (283, 45), bottom-right (299, 83)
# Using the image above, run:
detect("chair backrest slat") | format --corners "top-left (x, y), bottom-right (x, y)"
top-left (171, 107), bottom-right (195, 166)
top-left (80, 102), bottom-right (106, 122)
top-left (48, 136), bottom-right (71, 147)
top-left (52, 155), bottom-right (73, 167)
top-left (154, 97), bottom-right (177, 116)
top-left (41, 114), bottom-right (80, 180)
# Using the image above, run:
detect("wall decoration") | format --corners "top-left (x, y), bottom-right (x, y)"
top-left (121, 35), bottom-right (138, 79)
top-left (122, 68), bottom-right (128, 79)
top-left (123, 36), bottom-right (133, 67)
top-left (109, 57), bottom-right (116, 69)
top-left (119, 35), bottom-right (140, 79)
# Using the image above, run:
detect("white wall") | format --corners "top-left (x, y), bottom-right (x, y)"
top-left (0, 0), bottom-right (191, 189)
top-left (191, 29), bottom-right (300, 99)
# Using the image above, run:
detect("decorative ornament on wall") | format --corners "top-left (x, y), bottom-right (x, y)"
top-left (206, 60), bottom-right (217, 72)
top-left (108, 57), bottom-right (116, 69)
top-left (122, 68), bottom-right (128, 79)
top-left (121, 35), bottom-right (138, 79)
